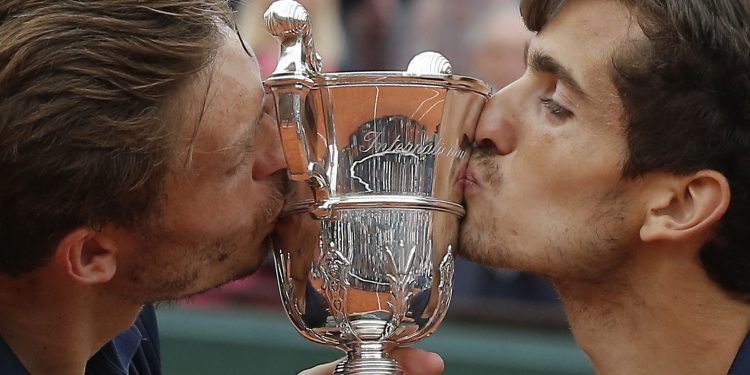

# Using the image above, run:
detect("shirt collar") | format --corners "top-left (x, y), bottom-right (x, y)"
top-left (0, 335), bottom-right (30, 375)
top-left (86, 322), bottom-right (144, 375)
top-left (0, 324), bottom-right (143, 375)
top-left (728, 332), bottom-right (750, 375)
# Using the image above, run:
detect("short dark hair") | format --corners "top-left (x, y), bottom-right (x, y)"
top-left (520, 0), bottom-right (750, 298)
top-left (0, 1), bottom-right (232, 276)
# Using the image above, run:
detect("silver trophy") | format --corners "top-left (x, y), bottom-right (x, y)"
top-left (264, 1), bottom-right (490, 374)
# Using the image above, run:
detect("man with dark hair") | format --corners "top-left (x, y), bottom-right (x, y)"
top-left (0, 1), bottom-right (443, 374)
top-left (460, 0), bottom-right (750, 373)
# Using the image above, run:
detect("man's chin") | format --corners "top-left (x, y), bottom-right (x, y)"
top-left (162, 265), bottom-right (263, 303)
top-left (166, 239), bottom-right (275, 302)
top-left (458, 226), bottom-right (504, 267)
top-left (224, 238), bottom-right (274, 284)
top-left (457, 228), bottom-right (480, 259)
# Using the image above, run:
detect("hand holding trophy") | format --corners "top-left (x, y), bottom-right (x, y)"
top-left (264, 1), bottom-right (490, 374)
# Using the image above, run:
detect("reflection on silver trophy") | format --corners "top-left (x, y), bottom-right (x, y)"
top-left (264, 1), bottom-right (490, 374)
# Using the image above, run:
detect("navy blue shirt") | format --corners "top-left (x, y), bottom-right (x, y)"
top-left (0, 304), bottom-right (161, 375)
top-left (729, 332), bottom-right (750, 375)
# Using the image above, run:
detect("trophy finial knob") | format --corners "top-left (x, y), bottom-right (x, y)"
top-left (264, 0), bottom-right (322, 77)
top-left (264, 0), bottom-right (310, 38)
top-left (407, 51), bottom-right (453, 75)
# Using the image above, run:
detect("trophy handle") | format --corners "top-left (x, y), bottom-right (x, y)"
top-left (263, 0), bottom-right (322, 78)
top-left (273, 250), bottom-right (341, 347)
top-left (264, 0), bottom-right (329, 202)
top-left (267, 85), bottom-right (316, 181)
top-left (399, 246), bottom-right (455, 344)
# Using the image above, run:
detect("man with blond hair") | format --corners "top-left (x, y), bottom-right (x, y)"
top-left (0, 1), bottom-right (443, 374)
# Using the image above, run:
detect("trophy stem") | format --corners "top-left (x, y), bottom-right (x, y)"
top-left (333, 342), bottom-right (404, 375)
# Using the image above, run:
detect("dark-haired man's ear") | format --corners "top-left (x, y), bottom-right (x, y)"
top-left (53, 226), bottom-right (117, 284)
top-left (640, 170), bottom-right (730, 243)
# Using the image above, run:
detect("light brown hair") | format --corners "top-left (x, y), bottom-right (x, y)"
top-left (0, 1), bottom-right (233, 275)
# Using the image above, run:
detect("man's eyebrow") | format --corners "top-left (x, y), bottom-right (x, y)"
top-left (233, 109), bottom-right (263, 153)
top-left (211, 108), bottom-right (262, 157)
top-left (527, 49), bottom-right (590, 100)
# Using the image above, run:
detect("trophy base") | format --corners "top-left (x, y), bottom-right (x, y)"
top-left (334, 342), bottom-right (404, 375)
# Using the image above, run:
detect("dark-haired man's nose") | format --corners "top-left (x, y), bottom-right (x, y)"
top-left (474, 87), bottom-right (518, 156)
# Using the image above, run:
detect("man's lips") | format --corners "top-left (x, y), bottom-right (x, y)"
top-left (463, 167), bottom-right (480, 192)
top-left (456, 166), bottom-right (480, 194)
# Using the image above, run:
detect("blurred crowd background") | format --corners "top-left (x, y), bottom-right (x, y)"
top-left (178, 0), bottom-right (567, 330)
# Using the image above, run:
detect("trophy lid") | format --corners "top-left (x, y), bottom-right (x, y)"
top-left (264, 1), bottom-right (491, 97)
top-left (311, 51), bottom-right (490, 96)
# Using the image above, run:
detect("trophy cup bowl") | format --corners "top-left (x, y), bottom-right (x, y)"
top-left (264, 1), bottom-right (490, 374)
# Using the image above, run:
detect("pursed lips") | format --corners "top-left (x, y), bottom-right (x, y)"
top-left (456, 165), bottom-right (481, 195)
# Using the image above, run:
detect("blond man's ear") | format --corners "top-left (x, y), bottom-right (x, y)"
top-left (53, 226), bottom-right (118, 285)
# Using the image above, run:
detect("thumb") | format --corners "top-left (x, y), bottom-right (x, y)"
top-left (391, 347), bottom-right (445, 375)
top-left (297, 357), bottom-right (342, 375)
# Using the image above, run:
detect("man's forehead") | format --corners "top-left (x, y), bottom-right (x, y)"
top-left (539, 0), bottom-right (643, 48)
top-left (527, 1), bottom-right (644, 89)
top-left (170, 36), bottom-right (263, 166)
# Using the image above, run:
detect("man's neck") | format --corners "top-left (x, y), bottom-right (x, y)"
top-left (0, 272), bottom-right (141, 375)
top-left (553, 246), bottom-right (750, 375)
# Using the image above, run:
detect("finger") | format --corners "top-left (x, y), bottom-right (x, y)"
top-left (297, 358), bottom-right (340, 375)
top-left (391, 347), bottom-right (445, 375)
